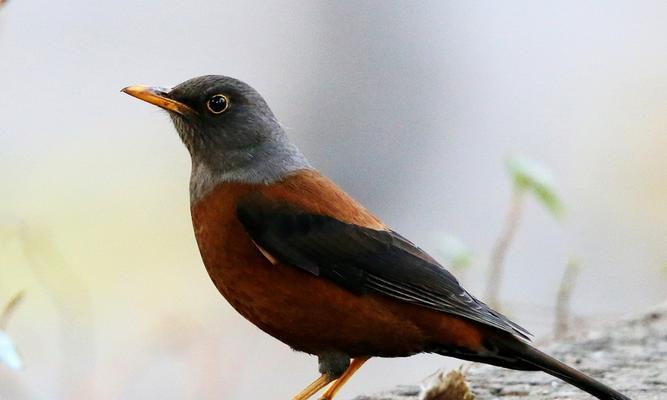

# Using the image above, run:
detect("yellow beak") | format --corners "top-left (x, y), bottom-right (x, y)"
top-left (121, 85), bottom-right (194, 116)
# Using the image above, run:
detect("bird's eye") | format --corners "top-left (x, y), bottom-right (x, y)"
top-left (207, 94), bottom-right (230, 114)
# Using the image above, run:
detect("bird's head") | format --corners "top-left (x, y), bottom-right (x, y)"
top-left (122, 75), bottom-right (282, 156)
top-left (122, 75), bottom-right (310, 199)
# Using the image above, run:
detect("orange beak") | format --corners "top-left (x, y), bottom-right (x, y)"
top-left (121, 85), bottom-right (195, 116)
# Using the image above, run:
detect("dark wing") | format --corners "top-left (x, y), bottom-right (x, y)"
top-left (236, 196), bottom-right (531, 340)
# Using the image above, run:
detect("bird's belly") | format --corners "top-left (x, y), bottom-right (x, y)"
top-left (204, 252), bottom-right (429, 357)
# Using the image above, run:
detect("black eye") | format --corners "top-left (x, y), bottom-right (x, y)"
top-left (207, 94), bottom-right (230, 114)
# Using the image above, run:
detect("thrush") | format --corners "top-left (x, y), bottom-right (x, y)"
top-left (122, 75), bottom-right (629, 400)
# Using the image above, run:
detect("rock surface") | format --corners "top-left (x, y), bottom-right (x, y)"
top-left (354, 303), bottom-right (667, 400)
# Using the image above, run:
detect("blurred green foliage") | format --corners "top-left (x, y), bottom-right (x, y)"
top-left (436, 234), bottom-right (472, 271)
top-left (507, 156), bottom-right (563, 217)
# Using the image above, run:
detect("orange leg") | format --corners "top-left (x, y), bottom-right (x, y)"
top-left (319, 357), bottom-right (370, 400)
top-left (292, 374), bottom-right (335, 400)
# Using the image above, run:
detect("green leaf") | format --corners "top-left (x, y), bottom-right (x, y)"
top-left (567, 258), bottom-right (583, 271)
top-left (0, 331), bottom-right (22, 370)
top-left (507, 156), bottom-right (564, 216)
top-left (435, 234), bottom-right (472, 270)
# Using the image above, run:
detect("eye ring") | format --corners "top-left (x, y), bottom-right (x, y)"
top-left (206, 94), bottom-right (230, 114)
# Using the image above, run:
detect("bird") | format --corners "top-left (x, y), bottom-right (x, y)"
top-left (122, 75), bottom-right (630, 400)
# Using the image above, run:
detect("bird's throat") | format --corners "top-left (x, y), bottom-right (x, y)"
top-left (189, 142), bottom-right (312, 204)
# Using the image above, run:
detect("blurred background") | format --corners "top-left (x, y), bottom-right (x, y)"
top-left (1, 1), bottom-right (666, 399)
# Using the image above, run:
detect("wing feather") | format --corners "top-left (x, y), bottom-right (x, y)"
top-left (236, 195), bottom-right (531, 339)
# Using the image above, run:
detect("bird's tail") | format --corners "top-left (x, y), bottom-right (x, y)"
top-left (497, 338), bottom-right (631, 400)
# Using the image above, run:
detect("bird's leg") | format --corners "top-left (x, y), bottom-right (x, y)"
top-left (318, 357), bottom-right (370, 400)
top-left (292, 374), bottom-right (335, 400)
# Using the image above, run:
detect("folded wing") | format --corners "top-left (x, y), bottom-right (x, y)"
top-left (237, 194), bottom-right (530, 340)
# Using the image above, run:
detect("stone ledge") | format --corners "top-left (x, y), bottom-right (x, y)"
top-left (354, 303), bottom-right (667, 400)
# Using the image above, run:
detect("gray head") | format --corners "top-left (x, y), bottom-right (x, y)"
top-left (122, 75), bottom-right (311, 202)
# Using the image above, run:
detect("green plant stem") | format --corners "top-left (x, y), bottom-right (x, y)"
top-left (485, 186), bottom-right (525, 310)
top-left (555, 260), bottom-right (581, 339)
top-left (0, 291), bottom-right (24, 330)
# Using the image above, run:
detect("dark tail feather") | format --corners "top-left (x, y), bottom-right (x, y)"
top-left (501, 339), bottom-right (631, 400)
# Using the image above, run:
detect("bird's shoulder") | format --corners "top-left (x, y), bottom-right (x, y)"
top-left (260, 169), bottom-right (385, 229)
top-left (193, 168), bottom-right (385, 231)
